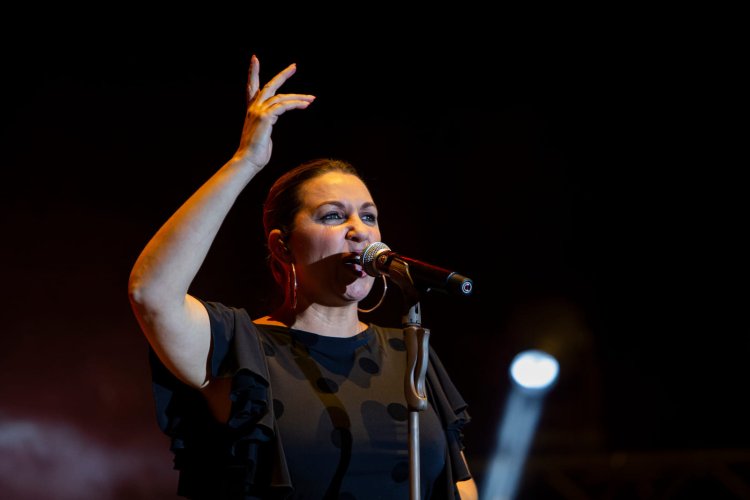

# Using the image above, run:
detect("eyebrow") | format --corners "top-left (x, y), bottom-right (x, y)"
top-left (317, 201), bottom-right (378, 211)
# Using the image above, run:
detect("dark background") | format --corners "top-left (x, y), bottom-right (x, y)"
top-left (1, 9), bottom-right (746, 499)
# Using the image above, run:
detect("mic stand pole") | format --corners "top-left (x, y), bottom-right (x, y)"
top-left (387, 263), bottom-right (429, 500)
top-left (403, 300), bottom-right (429, 500)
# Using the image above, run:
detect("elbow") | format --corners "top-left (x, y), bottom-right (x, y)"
top-left (127, 268), bottom-right (185, 326)
top-left (127, 270), bottom-right (147, 309)
top-left (128, 268), bottom-right (163, 316)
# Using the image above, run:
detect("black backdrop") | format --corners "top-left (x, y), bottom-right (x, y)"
top-left (1, 9), bottom-right (746, 499)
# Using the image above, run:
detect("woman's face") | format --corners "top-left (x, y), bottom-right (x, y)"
top-left (289, 171), bottom-right (381, 306)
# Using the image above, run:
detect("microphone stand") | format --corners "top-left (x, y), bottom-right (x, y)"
top-left (403, 300), bottom-right (429, 500)
top-left (360, 241), bottom-right (473, 499)
top-left (385, 260), bottom-right (429, 500)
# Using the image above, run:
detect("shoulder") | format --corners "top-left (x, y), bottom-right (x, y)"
top-left (367, 323), bottom-right (407, 349)
top-left (368, 323), bottom-right (400, 335)
top-left (198, 300), bottom-right (257, 342)
top-left (200, 300), bottom-right (248, 319)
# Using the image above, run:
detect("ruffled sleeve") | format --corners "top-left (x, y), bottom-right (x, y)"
top-left (148, 300), bottom-right (292, 499)
top-left (426, 346), bottom-right (473, 498)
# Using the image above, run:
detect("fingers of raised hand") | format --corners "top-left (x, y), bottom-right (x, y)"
top-left (248, 93), bottom-right (316, 120)
top-left (266, 94), bottom-right (316, 114)
top-left (247, 60), bottom-right (298, 105)
top-left (255, 63), bottom-right (298, 101)
top-left (246, 54), bottom-right (261, 103)
top-left (244, 56), bottom-right (314, 119)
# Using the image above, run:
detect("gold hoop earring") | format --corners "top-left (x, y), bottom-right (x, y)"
top-left (289, 262), bottom-right (298, 311)
top-left (358, 275), bottom-right (388, 313)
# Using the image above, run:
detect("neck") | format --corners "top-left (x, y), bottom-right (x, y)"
top-left (267, 302), bottom-right (366, 338)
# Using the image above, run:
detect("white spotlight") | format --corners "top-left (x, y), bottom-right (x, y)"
top-left (510, 349), bottom-right (559, 392)
top-left (480, 349), bottom-right (560, 500)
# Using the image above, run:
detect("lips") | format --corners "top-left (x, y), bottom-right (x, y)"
top-left (343, 253), bottom-right (365, 276)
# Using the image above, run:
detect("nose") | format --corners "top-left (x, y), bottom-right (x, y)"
top-left (346, 217), bottom-right (376, 244)
top-left (346, 223), bottom-right (367, 242)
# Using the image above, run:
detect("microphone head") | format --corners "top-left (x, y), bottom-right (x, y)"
top-left (360, 241), bottom-right (390, 277)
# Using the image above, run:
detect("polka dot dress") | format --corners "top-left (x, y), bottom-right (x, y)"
top-left (149, 301), bottom-right (470, 499)
top-left (258, 323), bottom-right (447, 499)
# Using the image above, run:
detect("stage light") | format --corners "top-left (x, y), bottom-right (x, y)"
top-left (480, 349), bottom-right (560, 500)
top-left (510, 349), bottom-right (559, 392)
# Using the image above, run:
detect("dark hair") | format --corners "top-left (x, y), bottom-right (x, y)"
top-left (262, 158), bottom-right (362, 287)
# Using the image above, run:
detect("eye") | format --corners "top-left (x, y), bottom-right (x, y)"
top-left (320, 211), bottom-right (345, 224)
top-left (361, 212), bottom-right (378, 225)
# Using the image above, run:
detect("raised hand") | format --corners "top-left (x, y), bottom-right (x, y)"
top-left (235, 54), bottom-right (316, 169)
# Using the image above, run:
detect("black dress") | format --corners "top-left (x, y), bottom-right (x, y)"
top-left (149, 300), bottom-right (472, 499)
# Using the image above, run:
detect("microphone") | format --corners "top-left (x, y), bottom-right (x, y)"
top-left (359, 242), bottom-right (473, 296)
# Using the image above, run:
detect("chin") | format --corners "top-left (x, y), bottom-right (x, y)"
top-left (345, 279), bottom-right (375, 302)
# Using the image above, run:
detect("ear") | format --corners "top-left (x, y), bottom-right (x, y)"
top-left (268, 229), bottom-right (292, 263)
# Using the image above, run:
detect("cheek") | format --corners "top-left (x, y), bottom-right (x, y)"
top-left (295, 229), bottom-right (341, 261)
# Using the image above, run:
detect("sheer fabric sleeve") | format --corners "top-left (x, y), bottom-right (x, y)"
top-left (426, 346), bottom-right (473, 498)
top-left (148, 300), bottom-right (292, 499)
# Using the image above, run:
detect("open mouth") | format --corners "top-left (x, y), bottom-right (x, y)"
top-left (344, 254), bottom-right (361, 265)
top-left (343, 254), bottom-right (365, 275)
